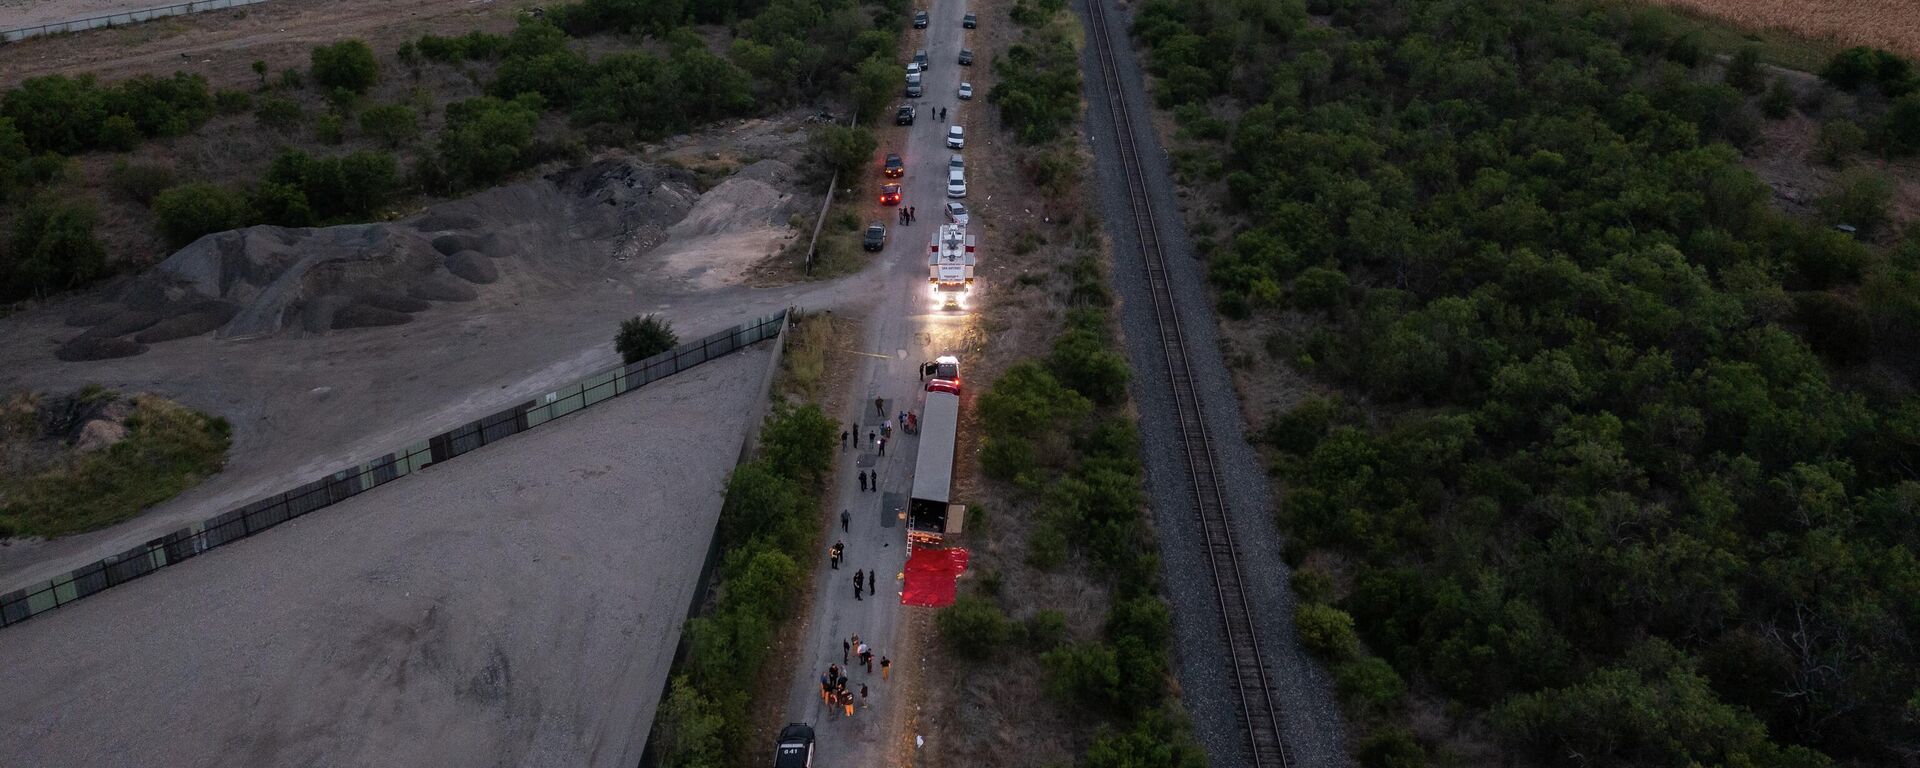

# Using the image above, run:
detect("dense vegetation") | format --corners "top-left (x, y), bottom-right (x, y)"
top-left (0, 388), bottom-right (231, 538)
top-left (0, 0), bottom-right (910, 304)
top-left (1135, 0), bottom-right (1920, 763)
top-left (649, 398), bottom-right (836, 767)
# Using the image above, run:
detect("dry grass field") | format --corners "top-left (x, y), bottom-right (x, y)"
top-left (1654, 0), bottom-right (1920, 60)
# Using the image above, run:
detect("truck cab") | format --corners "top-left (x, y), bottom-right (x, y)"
top-left (927, 355), bottom-right (961, 393)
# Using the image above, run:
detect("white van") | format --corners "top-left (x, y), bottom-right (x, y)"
top-left (946, 168), bottom-right (967, 198)
top-left (946, 125), bottom-right (964, 149)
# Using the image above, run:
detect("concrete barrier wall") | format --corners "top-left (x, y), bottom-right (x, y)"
top-left (0, 310), bottom-right (789, 630)
top-left (1, 0), bottom-right (272, 42)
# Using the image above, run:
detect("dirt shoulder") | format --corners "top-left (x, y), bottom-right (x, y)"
top-left (0, 0), bottom-right (527, 89)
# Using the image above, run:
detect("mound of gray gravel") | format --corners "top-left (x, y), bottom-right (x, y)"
top-left (408, 278), bottom-right (479, 302)
top-left (358, 293), bottom-right (431, 313)
top-left (444, 251), bottom-right (499, 284)
top-left (431, 233), bottom-right (488, 257)
top-left (82, 311), bottom-right (162, 339)
top-left (64, 305), bottom-right (121, 327)
top-left (331, 305), bottom-right (414, 329)
top-left (134, 302), bottom-right (240, 343)
top-left (56, 337), bottom-right (149, 362)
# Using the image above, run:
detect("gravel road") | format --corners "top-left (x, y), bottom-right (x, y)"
top-left (0, 345), bottom-right (772, 768)
top-left (1072, 0), bottom-right (1349, 765)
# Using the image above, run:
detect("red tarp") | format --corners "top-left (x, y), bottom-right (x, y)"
top-left (901, 546), bottom-right (970, 607)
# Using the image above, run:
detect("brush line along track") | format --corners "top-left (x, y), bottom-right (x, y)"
top-left (1082, 1), bottom-right (1294, 766)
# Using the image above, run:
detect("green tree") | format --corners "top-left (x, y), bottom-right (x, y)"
top-left (809, 124), bottom-right (878, 177)
top-left (1723, 46), bottom-right (1764, 93)
top-left (650, 676), bottom-right (725, 768)
top-left (851, 56), bottom-right (896, 122)
top-left (616, 313), bottom-right (678, 363)
top-left (1050, 317), bottom-right (1131, 405)
top-left (758, 404), bottom-right (835, 483)
top-left (937, 595), bottom-right (1010, 659)
top-left (310, 40), bottom-right (379, 94)
top-left (1295, 602), bottom-right (1361, 659)
top-left (1335, 655), bottom-right (1406, 714)
top-left (254, 95), bottom-right (303, 134)
top-left (438, 94), bottom-right (542, 187)
top-left (98, 115), bottom-right (141, 151)
top-left (152, 183), bottom-right (252, 247)
top-left (3, 195), bottom-right (106, 299)
top-left (358, 103), bottom-right (420, 147)
top-left (1761, 77), bottom-right (1795, 119)
top-left (1818, 166), bottom-right (1894, 234)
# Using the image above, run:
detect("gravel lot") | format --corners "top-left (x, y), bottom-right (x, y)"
top-left (1072, 0), bottom-right (1349, 765)
top-left (0, 345), bottom-right (772, 768)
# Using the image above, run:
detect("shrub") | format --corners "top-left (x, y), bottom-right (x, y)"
top-left (107, 161), bottom-right (175, 205)
top-left (255, 95), bottom-right (303, 133)
top-left (1335, 655), bottom-right (1406, 713)
top-left (310, 40), bottom-right (379, 94)
top-left (1290, 565), bottom-right (1337, 603)
top-left (266, 149), bottom-right (398, 220)
top-left (809, 124), bottom-right (878, 177)
top-left (1028, 609), bottom-right (1068, 650)
top-left (153, 183), bottom-right (252, 247)
top-left (1043, 641), bottom-right (1122, 708)
top-left (1358, 726), bottom-right (1426, 768)
top-left (1295, 602), bottom-right (1362, 659)
top-left (1813, 119), bottom-right (1865, 166)
top-left (359, 103), bottom-right (420, 147)
top-left (937, 594), bottom-right (1010, 659)
top-left (438, 94), bottom-right (542, 187)
top-left (757, 403), bottom-right (835, 483)
top-left (315, 112), bottom-right (345, 145)
top-left (248, 181), bottom-right (314, 227)
top-left (1884, 93), bottom-right (1920, 155)
top-left (279, 68), bottom-right (304, 90)
top-left (98, 115), bottom-right (141, 152)
top-left (1723, 46), bottom-right (1763, 93)
top-left (2, 195), bottom-right (107, 300)
top-left (0, 394), bottom-right (231, 537)
top-left (1760, 78), bottom-right (1794, 119)
top-left (1818, 166), bottom-right (1894, 234)
top-left (1822, 46), bottom-right (1913, 94)
top-left (214, 89), bottom-right (253, 115)
top-left (1292, 266), bottom-right (1350, 311)
top-left (616, 313), bottom-right (677, 363)
top-left (1049, 322), bottom-right (1130, 405)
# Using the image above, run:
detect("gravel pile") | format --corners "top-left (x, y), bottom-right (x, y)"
top-left (1074, 1), bottom-right (1350, 765)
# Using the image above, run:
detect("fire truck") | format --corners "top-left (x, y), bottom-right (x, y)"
top-left (927, 224), bottom-right (976, 311)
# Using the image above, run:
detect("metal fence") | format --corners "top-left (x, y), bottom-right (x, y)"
top-left (1, 0), bottom-right (270, 42)
top-left (0, 310), bottom-right (789, 630)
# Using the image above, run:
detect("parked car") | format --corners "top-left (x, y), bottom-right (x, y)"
top-left (963, 12), bottom-right (977, 28)
top-left (958, 49), bottom-right (973, 66)
top-left (880, 183), bottom-right (902, 205)
top-left (864, 222), bottom-right (887, 251)
top-left (776, 724), bottom-right (815, 768)
top-left (896, 105), bottom-right (915, 125)
top-left (958, 82), bottom-right (973, 100)
top-left (914, 10), bottom-right (928, 28)
top-left (949, 153), bottom-right (964, 171)
top-left (946, 168), bottom-right (967, 198)
top-left (945, 201), bottom-right (969, 226)
top-left (915, 49), bottom-right (929, 70)
top-left (907, 62), bottom-right (922, 76)
top-left (884, 153), bottom-right (905, 177)
top-left (946, 125), bottom-right (965, 149)
top-left (906, 81), bottom-right (922, 97)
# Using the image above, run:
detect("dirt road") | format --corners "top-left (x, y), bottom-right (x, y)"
top-left (775, 0), bottom-right (978, 762)
top-left (0, 0), bottom-right (523, 88)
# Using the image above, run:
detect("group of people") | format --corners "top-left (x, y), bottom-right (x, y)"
top-left (841, 423), bottom-right (890, 456)
top-left (819, 634), bottom-right (891, 717)
top-left (856, 470), bottom-right (879, 492)
top-left (898, 206), bottom-right (918, 225)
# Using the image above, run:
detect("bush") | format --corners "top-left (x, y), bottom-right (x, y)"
top-left (310, 40), bottom-right (378, 94)
top-left (1358, 726), bottom-right (1427, 768)
top-left (266, 149), bottom-right (398, 220)
top-left (1760, 78), bottom-right (1794, 119)
top-left (937, 594), bottom-right (1010, 659)
top-left (1818, 166), bottom-right (1894, 234)
top-left (809, 124), bottom-right (878, 177)
top-left (757, 403), bottom-right (835, 483)
top-left (1295, 602), bottom-right (1362, 659)
top-left (1723, 46), bottom-right (1764, 93)
top-left (359, 103), bottom-right (420, 147)
top-left (1884, 93), bottom-right (1920, 155)
top-left (851, 56), bottom-right (896, 123)
top-left (255, 95), bottom-right (303, 134)
top-left (1822, 46), bottom-right (1913, 94)
top-left (1292, 266), bottom-right (1350, 311)
top-left (1043, 641), bottom-right (1122, 708)
top-left (153, 183), bottom-right (252, 247)
top-left (1813, 119), bottom-right (1865, 166)
top-left (1335, 655), bottom-right (1406, 713)
top-left (214, 89), bottom-right (252, 115)
top-left (2, 196), bottom-right (107, 300)
top-left (107, 161), bottom-right (175, 205)
top-left (0, 394), bottom-right (231, 537)
top-left (315, 112), bottom-right (345, 145)
top-left (616, 313), bottom-right (677, 363)
top-left (98, 115), bottom-right (141, 152)
top-left (1028, 609), bottom-right (1069, 650)
top-left (438, 94), bottom-right (542, 187)
top-left (1049, 321), bottom-right (1130, 405)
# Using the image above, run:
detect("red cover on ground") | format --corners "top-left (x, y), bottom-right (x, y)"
top-left (901, 546), bottom-right (970, 607)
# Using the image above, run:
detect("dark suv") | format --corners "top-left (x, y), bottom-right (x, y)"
top-left (913, 10), bottom-right (928, 28)
top-left (958, 49), bottom-right (973, 66)
top-left (884, 153), bottom-right (904, 178)
top-left (896, 105), bottom-right (915, 125)
top-left (963, 13), bottom-right (977, 28)
top-left (864, 223), bottom-right (887, 252)
top-left (775, 723), bottom-right (814, 768)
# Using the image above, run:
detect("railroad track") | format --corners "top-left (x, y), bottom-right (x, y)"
top-left (1081, 1), bottom-right (1294, 767)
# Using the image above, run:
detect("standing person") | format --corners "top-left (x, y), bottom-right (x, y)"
top-left (868, 470), bottom-right (877, 491)
top-left (869, 429), bottom-right (877, 445)
top-left (860, 644), bottom-right (873, 673)
top-left (842, 640), bottom-right (849, 664)
top-left (878, 436), bottom-right (887, 456)
top-left (831, 540), bottom-right (843, 569)
top-left (855, 570), bottom-right (865, 600)
top-left (842, 508), bottom-right (852, 530)
top-left (880, 656), bottom-right (891, 680)
top-left (859, 472), bottom-right (868, 492)
top-left (860, 683), bottom-right (870, 708)
top-left (875, 397), bottom-right (885, 416)
top-left (869, 569), bottom-right (877, 595)
top-left (841, 429), bottom-right (848, 448)
top-left (842, 690), bottom-right (855, 718)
